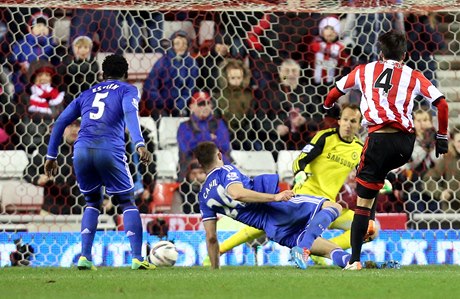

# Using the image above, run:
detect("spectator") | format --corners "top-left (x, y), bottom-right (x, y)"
top-left (171, 160), bottom-right (206, 214)
top-left (69, 9), bottom-right (124, 53)
top-left (423, 129), bottom-right (460, 212)
top-left (216, 58), bottom-right (260, 150)
top-left (123, 10), bottom-right (163, 53)
top-left (176, 91), bottom-right (231, 181)
top-left (16, 62), bottom-right (64, 155)
top-left (57, 35), bottom-right (100, 106)
top-left (310, 16), bottom-right (350, 86)
top-left (9, 12), bottom-right (58, 95)
top-left (141, 30), bottom-right (199, 120)
top-left (257, 59), bottom-right (312, 153)
top-left (24, 120), bottom-right (85, 215)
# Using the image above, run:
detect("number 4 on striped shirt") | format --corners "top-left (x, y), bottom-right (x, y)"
top-left (374, 68), bottom-right (394, 95)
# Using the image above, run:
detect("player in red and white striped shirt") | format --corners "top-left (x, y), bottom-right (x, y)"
top-left (324, 30), bottom-right (449, 270)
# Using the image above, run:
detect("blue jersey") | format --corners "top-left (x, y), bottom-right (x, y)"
top-left (199, 165), bottom-right (327, 248)
top-left (46, 80), bottom-right (144, 159)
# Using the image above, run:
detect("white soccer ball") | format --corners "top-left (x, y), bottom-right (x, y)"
top-left (149, 241), bottom-right (178, 267)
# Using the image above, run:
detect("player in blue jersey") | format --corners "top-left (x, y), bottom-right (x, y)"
top-left (44, 54), bottom-right (156, 270)
top-left (194, 141), bottom-right (352, 270)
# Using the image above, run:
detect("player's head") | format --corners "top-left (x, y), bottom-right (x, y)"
top-left (194, 141), bottom-right (223, 172)
top-left (338, 103), bottom-right (361, 142)
top-left (102, 54), bottom-right (129, 80)
top-left (378, 30), bottom-right (407, 62)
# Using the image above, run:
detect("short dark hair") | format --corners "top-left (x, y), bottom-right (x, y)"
top-left (340, 103), bottom-right (362, 122)
top-left (193, 142), bottom-right (218, 170)
top-left (378, 30), bottom-right (407, 61)
top-left (102, 54), bottom-right (129, 79)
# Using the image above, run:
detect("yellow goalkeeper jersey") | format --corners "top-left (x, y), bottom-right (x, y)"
top-left (292, 128), bottom-right (363, 201)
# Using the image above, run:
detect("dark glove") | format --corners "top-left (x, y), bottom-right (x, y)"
top-left (435, 133), bottom-right (448, 158)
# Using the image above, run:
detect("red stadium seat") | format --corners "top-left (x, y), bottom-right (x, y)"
top-left (149, 182), bottom-right (180, 213)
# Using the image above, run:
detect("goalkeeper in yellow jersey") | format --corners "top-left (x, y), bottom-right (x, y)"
top-left (203, 103), bottom-right (378, 266)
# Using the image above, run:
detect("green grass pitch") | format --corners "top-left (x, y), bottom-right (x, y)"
top-left (2, 265), bottom-right (460, 299)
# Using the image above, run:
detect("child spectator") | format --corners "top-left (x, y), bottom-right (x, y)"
top-left (176, 91), bottom-right (231, 181)
top-left (216, 58), bottom-right (260, 150)
top-left (57, 35), bottom-right (100, 106)
top-left (310, 16), bottom-right (350, 85)
top-left (141, 30), bottom-right (199, 120)
top-left (28, 65), bottom-right (64, 116)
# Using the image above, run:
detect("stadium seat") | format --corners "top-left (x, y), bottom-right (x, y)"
top-left (0, 180), bottom-right (44, 214)
top-left (150, 182), bottom-right (180, 213)
top-left (157, 116), bottom-right (189, 149)
top-left (155, 149), bottom-right (179, 180)
top-left (230, 150), bottom-right (276, 177)
top-left (0, 150), bottom-right (29, 179)
top-left (276, 150), bottom-right (301, 184)
top-left (139, 116), bottom-right (158, 150)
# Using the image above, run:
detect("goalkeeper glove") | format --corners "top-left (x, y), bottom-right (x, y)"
top-left (435, 133), bottom-right (448, 158)
top-left (294, 171), bottom-right (311, 188)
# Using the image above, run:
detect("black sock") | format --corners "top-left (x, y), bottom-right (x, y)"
top-left (350, 206), bottom-right (371, 263)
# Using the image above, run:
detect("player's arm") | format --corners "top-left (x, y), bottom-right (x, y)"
top-left (432, 97), bottom-right (449, 157)
top-left (45, 100), bottom-right (80, 178)
top-left (324, 66), bottom-right (360, 109)
top-left (203, 219), bottom-right (220, 269)
top-left (292, 131), bottom-right (328, 187)
top-left (123, 88), bottom-right (151, 164)
top-left (226, 183), bottom-right (293, 203)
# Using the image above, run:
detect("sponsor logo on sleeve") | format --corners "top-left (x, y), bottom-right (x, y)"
top-left (226, 172), bottom-right (239, 181)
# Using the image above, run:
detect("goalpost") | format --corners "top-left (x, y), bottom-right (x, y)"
top-left (0, 1), bottom-right (459, 267)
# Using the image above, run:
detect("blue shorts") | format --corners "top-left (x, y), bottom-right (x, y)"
top-left (73, 148), bottom-right (134, 195)
top-left (263, 194), bottom-right (326, 248)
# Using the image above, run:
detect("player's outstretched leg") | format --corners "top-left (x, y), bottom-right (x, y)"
top-left (78, 192), bottom-right (102, 270)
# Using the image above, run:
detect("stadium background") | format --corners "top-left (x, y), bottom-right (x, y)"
top-left (0, 1), bottom-right (460, 267)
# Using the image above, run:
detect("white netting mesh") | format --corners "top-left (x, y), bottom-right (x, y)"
top-left (0, 3), bottom-right (459, 267)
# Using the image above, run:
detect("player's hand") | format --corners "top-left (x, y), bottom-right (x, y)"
top-left (44, 159), bottom-right (58, 179)
top-left (435, 133), bottom-right (448, 158)
top-left (293, 171), bottom-right (311, 189)
top-left (137, 146), bottom-right (152, 165)
top-left (274, 190), bottom-right (294, 202)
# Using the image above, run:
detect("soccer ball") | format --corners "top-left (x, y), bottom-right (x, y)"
top-left (149, 241), bottom-right (178, 267)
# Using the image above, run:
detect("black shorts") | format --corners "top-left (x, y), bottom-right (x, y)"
top-left (356, 131), bottom-right (416, 199)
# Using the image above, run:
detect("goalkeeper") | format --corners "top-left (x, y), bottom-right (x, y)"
top-left (203, 103), bottom-right (378, 265)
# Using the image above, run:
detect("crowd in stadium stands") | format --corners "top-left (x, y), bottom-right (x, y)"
top-left (0, 8), bottom-right (456, 216)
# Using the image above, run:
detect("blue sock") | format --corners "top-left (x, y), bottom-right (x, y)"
top-left (122, 205), bottom-right (143, 261)
top-left (330, 248), bottom-right (351, 268)
top-left (81, 207), bottom-right (100, 261)
top-left (297, 206), bottom-right (340, 249)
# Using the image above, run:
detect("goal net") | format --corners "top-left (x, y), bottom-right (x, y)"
top-left (0, 2), bottom-right (459, 267)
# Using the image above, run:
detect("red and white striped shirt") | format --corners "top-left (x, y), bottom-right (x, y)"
top-left (333, 60), bottom-right (444, 133)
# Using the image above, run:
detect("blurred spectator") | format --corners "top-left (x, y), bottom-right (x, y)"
top-left (69, 9), bottom-right (124, 53)
top-left (24, 120), bottom-right (85, 215)
top-left (256, 59), bottom-right (312, 153)
top-left (171, 160), bottom-right (206, 214)
top-left (310, 16), bottom-right (350, 85)
top-left (404, 13), bottom-right (445, 91)
top-left (9, 12), bottom-right (58, 95)
top-left (57, 35), bottom-right (100, 106)
top-left (399, 109), bottom-right (439, 213)
top-left (195, 37), bottom-right (242, 92)
top-left (423, 129), bottom-right (460, 212)
top-left (176, 91), bottom-right (231, 181)
top-left (15, 62), bottom-right (64, 155)
top-left (27, 64), bottom-right (64, 116)
top-left (141, 30), bottom-right (199, 120)
top-left (215, 58), bottom-right (260, 150)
